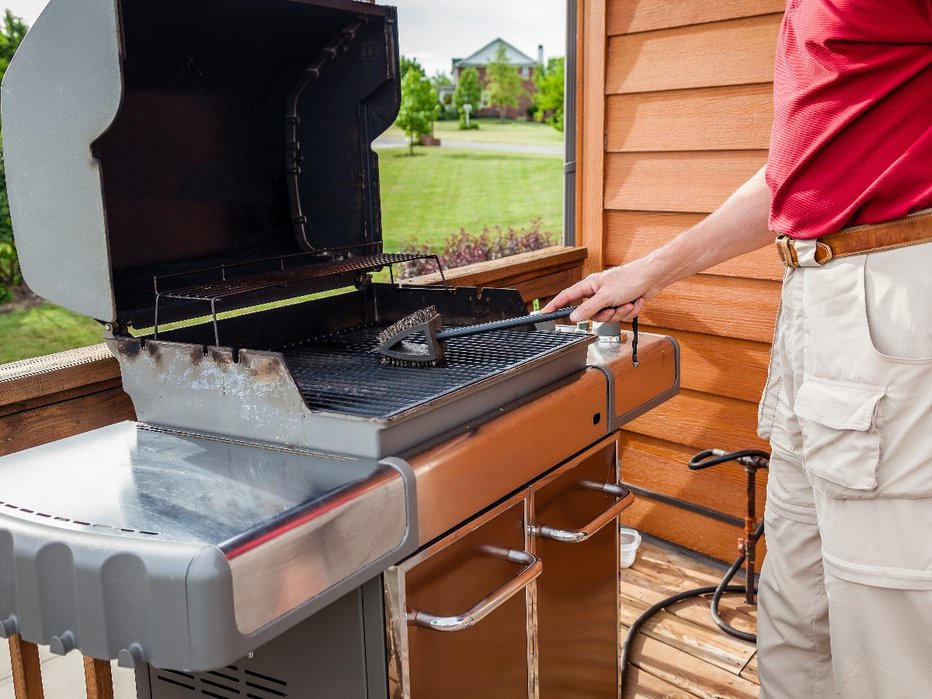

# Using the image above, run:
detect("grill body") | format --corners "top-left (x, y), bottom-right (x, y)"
top-left (0, 0), bottom-right (683, 692)
top-left (112, 285), bottom-right (594, 459)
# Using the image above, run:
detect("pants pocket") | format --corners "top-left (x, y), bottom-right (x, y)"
top-left (794, 376), bottom-right (884, 493)
top-left (863, 246), bottom-right (932, 361)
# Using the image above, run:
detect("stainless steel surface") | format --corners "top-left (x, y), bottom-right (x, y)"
top-left (0, 421), bottom-right (416, 668)
top-left (387, 495), bottom-right (534, 699)
top-left (2, 0), bottom-right (122, 321)
top-left (531, 436), bottom-right (623, 697)
top-left (0, 422), bottom-right (388, 546)
top-left (228, 462), bottom-right (407, 635)
top-left (530, 482), bottom-right (633, 543)
top-left (408, 549), bottom-right (541, 632)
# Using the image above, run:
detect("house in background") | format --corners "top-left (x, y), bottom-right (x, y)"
top-left (451, 38), bottom-right (540, 118)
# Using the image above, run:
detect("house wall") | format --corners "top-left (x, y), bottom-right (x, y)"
top-left (453, 66), bottom-right (537, 119)
top-left (577, 0), bottom-right (785, 564)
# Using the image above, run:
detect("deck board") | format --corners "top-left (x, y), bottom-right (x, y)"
top-left (621, 538), bottom-right (761, 698)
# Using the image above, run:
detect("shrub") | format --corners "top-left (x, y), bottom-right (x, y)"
top-left (0, 157), bottom-right (21, 304)
top-left (397, 219), bottom-right (557, 279)
top-left (0, 240), bottom-right (20, 303)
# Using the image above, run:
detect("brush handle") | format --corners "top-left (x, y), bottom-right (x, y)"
top-left (436, 307), bottom-right (576, 341)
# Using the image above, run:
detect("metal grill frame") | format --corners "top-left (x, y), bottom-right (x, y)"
top-left (151, 245), bottom-right (446, 345)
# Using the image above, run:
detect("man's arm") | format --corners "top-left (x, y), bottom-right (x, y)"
top-left (542, 166), bottom-right (776, 322)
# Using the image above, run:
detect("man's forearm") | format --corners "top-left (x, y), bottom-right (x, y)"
top-left (644, 166), bottom-right (774, 289)
top-left (543, 166), bottom-right (776, 322)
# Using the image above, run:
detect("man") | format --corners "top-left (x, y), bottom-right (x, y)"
top-left (543, 1), bottom-right (931, 696)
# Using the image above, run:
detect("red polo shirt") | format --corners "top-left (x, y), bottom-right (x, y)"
top-left (766, 0), bottom-right (932, 239)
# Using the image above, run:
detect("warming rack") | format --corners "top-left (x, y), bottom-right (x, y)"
top-left (152, 243), bottom-right (447, 345)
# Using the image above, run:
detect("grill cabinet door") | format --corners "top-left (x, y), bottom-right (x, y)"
top-left (531, 435), bottom-right (629, 698)
top-left (385, 494), bottom-right (537, 698)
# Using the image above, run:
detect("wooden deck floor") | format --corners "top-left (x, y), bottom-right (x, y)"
top-left (621, 538), bottom-right (761, 699)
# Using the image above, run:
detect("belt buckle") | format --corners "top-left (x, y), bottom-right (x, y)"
top-left (775, 235), bottom-right (799, 268)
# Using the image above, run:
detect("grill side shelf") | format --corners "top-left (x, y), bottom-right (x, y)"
top-left (0, 422), bottom-right (418, 672)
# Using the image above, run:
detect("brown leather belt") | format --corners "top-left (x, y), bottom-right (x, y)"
top-left (776, 209), bottom-right (932, 268)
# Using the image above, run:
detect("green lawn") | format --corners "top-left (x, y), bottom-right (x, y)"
top-left (385, 118), bottom-right (564, 147)
top-left (0, 303), bottom-right (103, 364)
top-left (377, 147), bottom-right (563, 251)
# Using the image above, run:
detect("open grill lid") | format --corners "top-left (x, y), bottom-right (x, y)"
top-left (2, 0), bottom-right (401, 330)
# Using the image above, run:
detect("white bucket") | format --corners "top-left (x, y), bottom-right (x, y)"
top-left (620, 527), bottom-right (642, 568)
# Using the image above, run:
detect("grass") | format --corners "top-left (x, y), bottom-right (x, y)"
top-left (0, 303), bottom-right (104, 364)
top-left (0, 289), bottom-right (357, 364)
top-left (377, 147), bottom-right (563, 251)
top-left (384, 118), bottom-right (564, 147)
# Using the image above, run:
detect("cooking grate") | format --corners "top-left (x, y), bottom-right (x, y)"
top-left (152, 245), bottom-right (446, 345)
top-left (281, 323), bottom-right (588, 419)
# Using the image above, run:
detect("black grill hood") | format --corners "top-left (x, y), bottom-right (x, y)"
top-left (3, 0), bottom-right (400, 329)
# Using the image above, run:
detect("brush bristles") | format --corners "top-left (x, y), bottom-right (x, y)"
top-left (375, 306), bottom-right (440, 347)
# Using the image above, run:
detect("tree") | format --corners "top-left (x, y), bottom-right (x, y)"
top-left (532, 57), bottom-right (565, 131)
top-left (399, 55), bottom-right (425, 80)
top-left (0, 11), bottom-right (29, 302)
top-left (395, 69), bottom-right (439, 155)
top-left (431, 71), bottom-right (452, 89)
top-left (452, 67), bottom-right (481, 129)
top-left (484, 44), bottom-right (525, 119)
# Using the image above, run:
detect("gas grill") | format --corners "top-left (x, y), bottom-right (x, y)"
top-left (0, 0), bottom-right (679, 695)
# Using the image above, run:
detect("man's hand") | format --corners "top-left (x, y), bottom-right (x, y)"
top-left (541, 258), bottom-right (658, 322)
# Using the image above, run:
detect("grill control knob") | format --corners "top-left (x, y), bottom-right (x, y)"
top-left (594, 320), bottom-right (622, 343)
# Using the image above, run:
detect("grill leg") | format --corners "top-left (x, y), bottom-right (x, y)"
top-left (9, 635), bottom-right (45, 699)
top-left (84, 657), bottom-right (114, 699)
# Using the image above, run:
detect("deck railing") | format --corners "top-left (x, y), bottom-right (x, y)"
top-left (0, 245), bottom-right (586, 698)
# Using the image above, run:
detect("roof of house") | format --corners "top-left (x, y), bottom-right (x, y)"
top-left (452, 38), bottom-right (538, 70)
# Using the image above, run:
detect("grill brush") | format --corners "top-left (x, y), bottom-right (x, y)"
top-left (375, 306), bottom-right (577, 366)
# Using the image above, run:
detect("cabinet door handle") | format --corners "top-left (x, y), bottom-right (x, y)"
top-left (407, 548), bottom-right (542, 633)
top-left (530, 482), bottom-right (633, 543)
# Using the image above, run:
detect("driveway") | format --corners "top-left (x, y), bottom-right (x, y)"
top-left (373, 135), bottom-right (562, 156)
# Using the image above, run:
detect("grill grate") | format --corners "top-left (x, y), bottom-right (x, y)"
top-left (281, 323), bottom-right (588, 419)
top-left (158, 253), bottom-right (426, 302)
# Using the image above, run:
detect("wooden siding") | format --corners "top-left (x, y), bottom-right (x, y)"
top-left (581, 0), bottom-right (784, 563)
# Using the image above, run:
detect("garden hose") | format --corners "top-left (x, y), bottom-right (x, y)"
top-left (621, 448), bottom-right (769, 687)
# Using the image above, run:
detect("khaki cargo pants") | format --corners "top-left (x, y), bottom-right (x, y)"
top-left (756, 241), bottom-right (932, 698)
